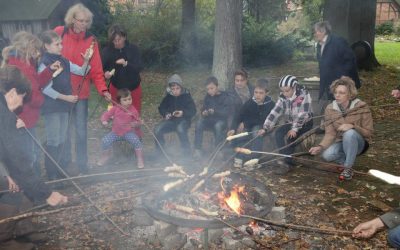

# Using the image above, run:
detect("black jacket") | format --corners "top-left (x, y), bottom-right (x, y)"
top-left (201, 91), bottom-right (231, 121)
top-left (158, 90), bottom-right (196, 123)
top-left (102, 41), bottom-right (142, 90)
top-left (0, 95), bottom-right (51, 203)
top-left (232, 96), bottom-right (275, 130)
top-left (317, 34), bottom-right (361, 100)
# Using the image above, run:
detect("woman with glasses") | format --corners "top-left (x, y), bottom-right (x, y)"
top-left (309, 76), bottom-right (373, 181)
top-left (54, 3), bottom-right (111, 175)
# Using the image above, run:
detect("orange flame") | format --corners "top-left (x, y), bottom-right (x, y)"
top-left (218, 184), bottom-right (245, 215)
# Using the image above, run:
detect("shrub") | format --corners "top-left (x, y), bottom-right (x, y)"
top-left (376, 22), bottom-right (395, 35)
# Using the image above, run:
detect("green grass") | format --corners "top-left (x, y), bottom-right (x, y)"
top-left (375, 41), bottom-right (400, 66)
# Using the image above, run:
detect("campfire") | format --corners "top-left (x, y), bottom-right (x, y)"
top-left (144, 172), bottom-right (274, 229)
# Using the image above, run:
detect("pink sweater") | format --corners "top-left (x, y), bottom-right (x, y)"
top-left (101, 105), bottom-right (140, 136)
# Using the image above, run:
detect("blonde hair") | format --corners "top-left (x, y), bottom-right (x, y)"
top-left (1, 31), bottom-right (42, 67)
top-left (330, 76), bottom-right (358, 99)
top-left (64, 3), bottom-right (93, 29)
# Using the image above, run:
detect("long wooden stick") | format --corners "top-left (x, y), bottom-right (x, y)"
top-left (241, 214), bottom-right (352, 236)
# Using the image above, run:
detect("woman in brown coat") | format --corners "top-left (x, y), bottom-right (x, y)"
top-left (309, 76), bottom-right (373, 180)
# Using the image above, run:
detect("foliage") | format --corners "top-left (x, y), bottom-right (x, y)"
top-left (244, 0), bottom-right (286, 23)
top-left (376, 22), bottom-right (395, 35)
top-left (298, 0), bottom-right (324, 25)
top-left (374, 41), bottom-right (400, 66)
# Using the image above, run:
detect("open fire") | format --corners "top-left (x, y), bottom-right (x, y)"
top-left (218, 180), bottom-right (246, 215)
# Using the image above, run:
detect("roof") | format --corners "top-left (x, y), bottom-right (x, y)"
top-left (0, 0), bottom-right (61, 22)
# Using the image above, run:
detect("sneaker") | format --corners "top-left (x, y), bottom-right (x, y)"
top-left (233, 158), bottom-right (243, 168)
top-left (339, 168), bottom-right (353, 181)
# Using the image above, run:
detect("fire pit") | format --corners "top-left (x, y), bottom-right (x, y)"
top-left (143, 172), bottom-right (274, 229)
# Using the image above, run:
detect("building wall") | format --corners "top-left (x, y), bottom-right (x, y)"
top-left (376, 1), bottom-right (400, 24)
top-left (1, 20), bottom-right (49, 40)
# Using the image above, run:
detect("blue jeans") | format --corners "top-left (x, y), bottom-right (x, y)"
top-left (64, 100), bottom-right (88, 173)
top-left (194, 118), bottom-right (227, 150)
top-left (154, 119), bottom-right (191, 154)
top-left (388, 225), bottom-right (400, 248)
top-left (20, 127), bottom-right (41, 177)
top-left (321, 129), bottom-right (365, 168)
top-left (43, 112), bottom-right (69, 147)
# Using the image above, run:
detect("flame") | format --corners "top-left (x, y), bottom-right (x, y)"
top-left (218, 183), bottom-right (245, 215)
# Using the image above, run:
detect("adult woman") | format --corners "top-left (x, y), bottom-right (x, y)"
top-left (2, 31), bottom-right (59, 177)
top-left (309, 76), bottom-right (373, 180)
top-left (102, 24), bottom-right (143, 136)
top-left (54, 3), bottom-right (111, 174)
top-left (0, 66), bottom-right (67, 248)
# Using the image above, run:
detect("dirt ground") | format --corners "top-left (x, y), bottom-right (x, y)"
top-left (33, 62), bottom-right (400, 249)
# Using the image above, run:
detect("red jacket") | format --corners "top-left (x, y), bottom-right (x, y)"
top-left (101, 105), bottom-right (140, 136)
top-left (8, 57), bottom-right (52, 128)
top-left (54, 26), bottom-right (107, 99)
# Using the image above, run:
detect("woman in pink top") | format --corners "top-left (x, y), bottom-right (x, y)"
top-left (97, 88), bottom-right (144, 168)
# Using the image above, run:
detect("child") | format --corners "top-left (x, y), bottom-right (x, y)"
top-left (193, 76), bottom-right (231, 158)
top-left (263, 75), bottom-right (313, 173)
top-left (227, 79), bottom-right (275, 168)
top-left (154, 74), bottom-right (196, 156)
top-left (1, 31), bottom-right (59, 177)
top-left (38, 30), bottom-right (92, 179)
top-left (97, 88), bottom-right (144, 168)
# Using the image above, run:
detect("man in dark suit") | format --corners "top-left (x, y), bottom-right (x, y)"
top-left (314, 21), bottom-right (361, 103)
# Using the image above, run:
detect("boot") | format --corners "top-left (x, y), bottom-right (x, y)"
top-left (44, 145), bottom-right (61, 180)
top-left (96, 149), bottom-right (113, 166)
top-left (135, 149), bottom-right (144, 169)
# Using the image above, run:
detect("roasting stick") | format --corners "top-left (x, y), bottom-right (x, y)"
top-left (369, 170), bottom-right (400, 185)
top-left (235, 147), bottom-right (369, 176)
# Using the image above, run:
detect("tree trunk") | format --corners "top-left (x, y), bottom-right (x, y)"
top-left (212, 0), bottom-right (243, 90)
top-left (323, 0), bottom-right (379, 70)
top-left (179, 0), bottom-right (197, 64)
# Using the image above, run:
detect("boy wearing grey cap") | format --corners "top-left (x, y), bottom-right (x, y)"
top-left (153, 74), bottom-right (196, 156)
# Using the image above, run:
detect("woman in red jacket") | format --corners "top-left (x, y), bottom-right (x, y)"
top-left (2, 31), bottom-right (59, 177)
top-left (54, 3), bottom-right (111, 174)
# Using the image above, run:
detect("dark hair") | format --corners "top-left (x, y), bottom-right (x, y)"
top-left (255, 78), bottom-right (269, 92)
top-left (234, 68), bottom-right (248, 79)
top-left (205, 76), bottom-right (218, 86)
top-left (108, 24), bottom-right (127, 45)
top-left (0, 65), bottom-right (31, 101)
top-left (39, 30), bottom-right (60, 53)
top-left (116, 88), bottom-right (131, 103)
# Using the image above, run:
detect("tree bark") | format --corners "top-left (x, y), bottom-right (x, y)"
top-left (212, 0), bottom-right (243, 90)
top-left (179, 0), bottom-right (197, 64)
top-left (323, 0), bottom-right (379, 70)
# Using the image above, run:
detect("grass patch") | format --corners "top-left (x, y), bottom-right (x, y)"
top-left (375, 41), bottom-right (400, 66)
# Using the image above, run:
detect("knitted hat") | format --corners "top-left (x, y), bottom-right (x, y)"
top-left (279, 75), bottom-right (298, 88)
top-left (167, 74), bottom-right (183, 86)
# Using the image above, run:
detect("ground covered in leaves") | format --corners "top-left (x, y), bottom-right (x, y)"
top-left (34, 61), bottom-right (400, 249)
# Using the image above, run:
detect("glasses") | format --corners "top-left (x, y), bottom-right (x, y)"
top-left (74, 17), bottom-right (90, 24)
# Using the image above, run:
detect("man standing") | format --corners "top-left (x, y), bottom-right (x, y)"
top-left (314, 21), bottom-right (361, 103)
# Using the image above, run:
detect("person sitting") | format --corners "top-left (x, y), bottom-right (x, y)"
top-left (193, 76), bottom-right (231, 159)
top-left (263, 75), bottom-right (313, 174)
top-left (309, 76), bottom-right (373, 180)
top-left (227, 78), bottom-right (275, 168)
top-left (97, 88), bottom-right (144, 168)
top-left (153, 74), bottom-right (196, 157)
top-left (0, 65), bottom-right (68, 249)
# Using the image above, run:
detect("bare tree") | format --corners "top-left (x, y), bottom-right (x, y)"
top-left (179, 0), bottom-right (197, 64)
top-left (323, 0), bottom-right (379, 70)
top-left (212, 0), bottom-right (243, 90)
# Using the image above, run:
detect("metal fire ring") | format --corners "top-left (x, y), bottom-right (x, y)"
top-left (143, 172), bottom-right (274, 229)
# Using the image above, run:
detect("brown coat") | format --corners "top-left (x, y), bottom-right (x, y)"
top-left (319, 99), bottom-right (373, 149)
